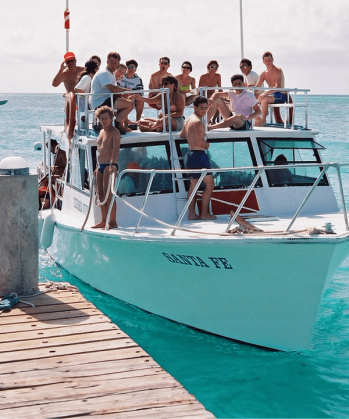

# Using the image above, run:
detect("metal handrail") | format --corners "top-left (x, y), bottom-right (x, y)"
top-left (103, 162), bottom-right (349, 235)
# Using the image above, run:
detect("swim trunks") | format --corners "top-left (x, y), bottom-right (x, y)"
top-left (173, 116), bottom-right (185, 131)
top-left (228, 112), bottom-right (252, 130)
top-left (98, 163), bottom-right (119, 174)
top-left (272, 92), bottom-right (286, 104)
top-left (95, 97), bottom-right (112, 109)
top-left (186, 150), bottom-right (211, 179)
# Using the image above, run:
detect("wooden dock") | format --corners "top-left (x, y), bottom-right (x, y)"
top-left (0, 284), bottom-right (215, 419)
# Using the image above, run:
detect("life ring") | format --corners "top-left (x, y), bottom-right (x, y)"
top-left (65, 91), bottom-right (76, 140)
top-left (273, 95), bottom-right (293, 126)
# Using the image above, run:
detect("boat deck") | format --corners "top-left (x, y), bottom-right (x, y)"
top-left (0, 284), bottom-right (215, 419)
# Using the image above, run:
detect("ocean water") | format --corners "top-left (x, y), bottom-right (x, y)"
top-left (1, 94), bottom-right (349, 418)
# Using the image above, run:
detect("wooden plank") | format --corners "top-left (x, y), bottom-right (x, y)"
top-left (0, 285), bottom-right (215, 418)
top-left (0, 329), bottom-right (129, 353)
top-left (0, 321), bottom-right (118, 344)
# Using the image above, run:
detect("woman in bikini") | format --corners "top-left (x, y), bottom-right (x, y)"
top-left (199, 60), bottom-right (222, 123)
top-left (133, 76), bottom-right (185, 132)
top-left (176, 61), bottom-right (197, 106)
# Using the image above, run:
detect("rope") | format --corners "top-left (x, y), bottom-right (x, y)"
top-left (94, 171), bottom-right (116, 207)
top-left (81, 175), bottom-right (96, 232)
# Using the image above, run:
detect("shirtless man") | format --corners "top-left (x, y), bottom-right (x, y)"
top-left (52, 52), bottom-right (84, 93)
top-left (179, 96), bottom-right (216, 220)
top-left (92, 106), bottom-right (121, 229)
top-left (148, 57), bottom-right (172, 102)
top-left (254, 52), bottom-right (286, 127)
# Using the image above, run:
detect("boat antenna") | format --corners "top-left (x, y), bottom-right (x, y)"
top-left (64, 0), bottom-right (70, 52)
top-left (240, 0), bottom-right (244, 59)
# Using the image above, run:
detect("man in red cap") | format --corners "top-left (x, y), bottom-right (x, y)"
top-left (52, 52), bottom-right (84, 93)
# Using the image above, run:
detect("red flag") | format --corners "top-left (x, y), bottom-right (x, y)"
top-left (64, 8), bottom-right (70, 29)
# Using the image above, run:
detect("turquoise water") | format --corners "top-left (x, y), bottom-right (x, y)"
top-left (1, 94), bottom-right (349, 418)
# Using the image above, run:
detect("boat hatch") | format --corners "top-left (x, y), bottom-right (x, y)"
top-left (257, 138), bottom-right (329, 187)
top-left (176, 137), bottom-right (262, 191)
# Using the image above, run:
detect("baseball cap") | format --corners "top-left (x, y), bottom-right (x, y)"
top-left (64, 52), bottom-right (75, 62)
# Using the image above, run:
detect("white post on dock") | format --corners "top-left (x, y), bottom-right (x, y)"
top-left (0, 156), bottom-right (39, 296)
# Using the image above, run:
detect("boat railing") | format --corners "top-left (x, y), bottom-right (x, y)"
top-left (199, 86), bottom-right (310, 130)
top-left (103, 162), bottom-right (349, 236)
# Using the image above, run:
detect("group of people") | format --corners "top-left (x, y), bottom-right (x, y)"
top-left (52, 50), bottom-right (286, 228)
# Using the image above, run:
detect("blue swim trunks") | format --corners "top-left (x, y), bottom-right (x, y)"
top-left (98, 163), bottom-right (119, 174)
top-left (186, 150), bottom-right (211, 179)
top-left (272, 91), bottom-right (286, 104)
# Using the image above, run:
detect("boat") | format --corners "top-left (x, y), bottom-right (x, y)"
top-left (0, 100), bottom-right (8, 106)
top-left (38, 86), bottom-right (349, 352)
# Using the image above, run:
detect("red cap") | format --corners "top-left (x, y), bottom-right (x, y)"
top-left (64, 52), bottom-right (75, 62)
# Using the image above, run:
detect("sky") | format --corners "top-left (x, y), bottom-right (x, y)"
top-left (0, 0), bottom-right (348, 95)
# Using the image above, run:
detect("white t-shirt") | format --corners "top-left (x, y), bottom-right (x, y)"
top-left (244, 70), bottom-right (259, 86)
top-left (91, 67), bottom-right (115, 109)
top-left (228, 90), bottom-right (258, 119)
top-left (75, 74), bottom-right (92, 111)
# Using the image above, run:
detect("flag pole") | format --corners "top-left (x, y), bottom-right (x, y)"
top-left (64, 0), bottom-right (70, 52)
top-left (240, 0), bottom-right (244, 59)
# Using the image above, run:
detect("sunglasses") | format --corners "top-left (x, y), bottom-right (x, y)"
top-left (66, 59), bottom-right (75, 64)
top-left (209, 65), bottom-right (218, 69)
top-left (240, 65), bottom-right (249, 69)
top-left (182, 66), bottom-right (191, 70)
top-left (127, 65), bottom-right (137, 69)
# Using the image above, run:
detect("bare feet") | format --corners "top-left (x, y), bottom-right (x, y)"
top-left (91, 222), bottom-right (105, 229)
top-left (188, 213), bottom-right (201, 220)
top-left (201, 213), bottom-right (217, 220)
top-left (106, 222), bottom-right (118, 229)
top-left (254, 117), bottom-right (266, 127)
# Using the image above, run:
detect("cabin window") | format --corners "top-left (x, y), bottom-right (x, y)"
top-left (116, 142), bottom-right (174, 195)
top-left (257, 138), bottom-right (329, 187)
top-left (176, 138), bottom-right (261, 190)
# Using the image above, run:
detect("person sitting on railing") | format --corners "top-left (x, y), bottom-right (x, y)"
top-left (254, 52), bottom-right (286, 127)
top-left (75, 60), bottom-right (99, 114)
top-left (90, 52), bottom-right (134, 135)
top-left (91, 106), bottom-right (120, 230)
top-left (176, 61), bottom-right (198, 106)
top-left (206, 74), bottom-right (261, 131)
top-left (52, 52), bottom-right (84, 93)
top-left (268, 154), bottom-right (293, 186)
top-left (118, 59), bottom-right (144, 121)
top-left (132, 76), bottom-right (185, 132)
top-left (199, 60), bottom-right (222, 124)
top-left (148, 57), bottom-right (173, 109)
top-left (179, 96), bottom-right (216, 221)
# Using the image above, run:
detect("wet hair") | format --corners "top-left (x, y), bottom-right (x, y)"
top-left (159, 56), bottom-right (170, 65)
top-left (193, 96), bottom-right (208, 107)
top-left (230, 74), bottom-right (244, 84)
top-left (107, 52), bottom-right (121, 61)
top-left (181, 61), bottom-right (192, 72)
top-left (161, 75), bottom-right (178, 90)
top-left (95, 106), bottom-right (114, 120)
top-left (46, 139), bottom-right (58, 148)
top-left (90, 55), bottom-right (101, 65)
top-left (126, 59), bottom-right (138, 68)
top-left (78, 60), bottom-right (98, 81)
top-left (207, 60), bottom-right (219, 69)
top-left (263, 51), bottom-right (273, 60)
top-left (240, 58), bottom-right (252, 68)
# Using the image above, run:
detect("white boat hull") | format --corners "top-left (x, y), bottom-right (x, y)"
top-left (48, 222), bottom-right (349, 351)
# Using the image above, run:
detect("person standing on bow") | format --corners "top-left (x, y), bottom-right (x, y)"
top-left (179, 96), bottom-right (216, 221)
top-left (176, 61), bottom-right (197, 106)
top-left (52, 52), bottom-right (84, 93)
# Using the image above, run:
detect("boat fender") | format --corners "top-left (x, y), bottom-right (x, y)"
top-left (38, 213), bottom-right (44, 241)
top-left (65, 91), bottom-right (76, 141)
top-left (40, 212), bottom-right (56, 250)
top-left (34, 141), bottom-right (42, 151)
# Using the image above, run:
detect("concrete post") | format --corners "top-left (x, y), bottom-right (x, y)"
top-left (0, 156), bottom-right (39, 296)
